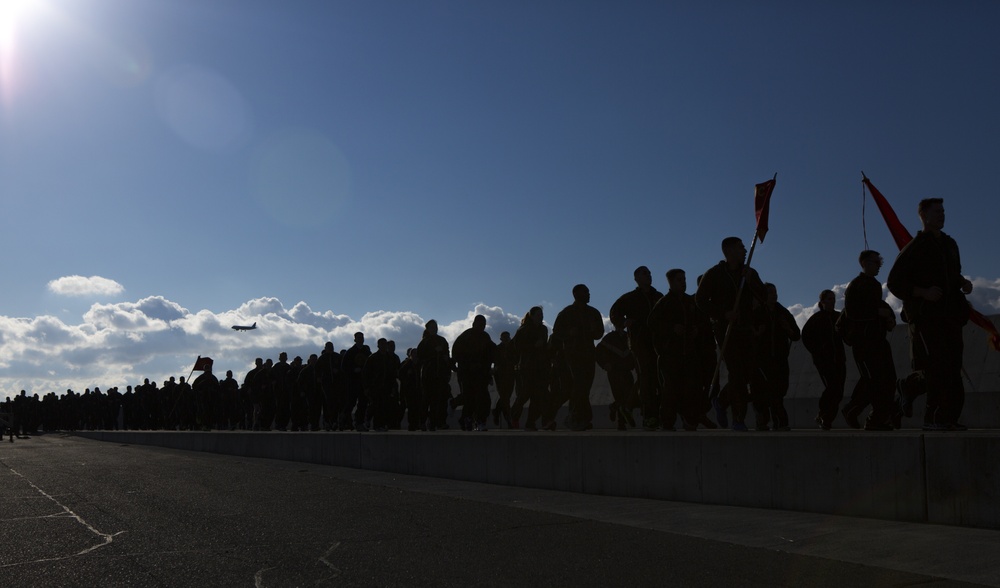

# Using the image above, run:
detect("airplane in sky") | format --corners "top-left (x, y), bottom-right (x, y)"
top-left (231, 322), bottom-right (257, 332)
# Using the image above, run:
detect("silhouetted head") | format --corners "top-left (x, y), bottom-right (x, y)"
top-left (859, 250), bottom-right (883, 277)
top-left (324, 341), bottom-right (334, 352)
top-left (666, 269), bottom-right (686, 293)
top-left (354, 332), bottom-right (364, 345)
top-left (500, 331), bottom-right (510, 342)
top-left (918, 197), bottom-right (945, 232)
top-left (818, 289), bottom-right (835, 312)
top-left (765, 282), bottom-right (778, 305)
top-left (633, 266), bottom-right (652, 288)
top-left (522, 306), bottom-right (543, 326)
top-left (388, 340), bottom-right (396, 353)
top-left (424, 320), bottom-right (438, 337)
top-left (377, 337), bottom-right (388, 351)
top-left (572, 284), bottom-right (590, 304)
top-left (279, 351), bottom-right (288, 361)
top-left (227, 370), bottom-right (233, 378)
top-left (472, 314), bottom-right (486, 331)
top-left (722, 237), bottom-right (746, 265)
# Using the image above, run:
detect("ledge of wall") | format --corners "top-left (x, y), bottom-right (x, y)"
top-left (71, 430), bottom-right (998, 530)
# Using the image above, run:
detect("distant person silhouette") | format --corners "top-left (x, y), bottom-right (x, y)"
top-left (596, 317), bottom-right (636, 431)
top-left (552, 284), bottom-right (605, 431)
top-left (342, 332), bottom-right (372, 431)
top-left (453, 314), bottom-right (496, 431)
top-left (511, 306), bottom-right (549, 431)
top-left (750, 283), bottom-right (800, 431)
top-left (610, 266), bottom-right (664, 431)
top-left (416, 320), bottom-right (452, 431)
top-left (801, 290), bottom-right (846, 430)
top-left (363, 338), bottom-right (397, 431)
top-left (648, 269), bottom-right (713, 430)
top-left (192, 360), bottom-right (220, 431)
top-left (491, 331), bottom-right (517, 428)
top-left (841, 250), bottom-right (897, 431)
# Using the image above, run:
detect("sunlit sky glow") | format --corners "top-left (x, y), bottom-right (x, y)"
top-left (2, 1), bottom-right (999, 400)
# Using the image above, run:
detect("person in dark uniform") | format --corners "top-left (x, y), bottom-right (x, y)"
top-left (648, 269), bottom-right (713, 431)
top-left (452, 314), bottom-right (496, 431)
top-left (341, 332), bottom-right (372, 431)
top-left (363, 338), bottom-right (397, 432)
top-left (192, 360), bottom-right (220, 431)
top-left (317, 342), bottom-right (345, 431)
top-left (491, 331), bottom-right (517, 428)
top-left (398, 348), bottom-right (422, 430)
top-left (271, 352), bottom-right (292, 431)
top-left (552, 284), bottom-right (605, 431)
top-left (801, 290), bottom-right (846, 430)
top-left (415, 320), bottom-right (452, 431)
top-left (596, 317), bottom-right (636, 431)
top-left (695, 237), bottom-right (767, 431)
top-left (610, 266), bottom-right (664, 431)
top-left (750, 283), bottom-right (801, 431)
top-left (887, 198), bottom-right (973, 431)
top-left (841, 250), bottom-right (898, 431)
top-left (298, 354), bottom-right (320, 430)
top-left (511, 306), bottom-right (549, 431)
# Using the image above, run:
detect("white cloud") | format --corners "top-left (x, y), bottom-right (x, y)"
top-left (47, 275), bottom-right (125, 297)
top-left (3, 281), bottom-right (999, 402)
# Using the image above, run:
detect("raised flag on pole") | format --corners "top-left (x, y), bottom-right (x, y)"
top-left (754, 175), bottom-right (777, 242)
top-left (863, 173), bottom-right (1000, 351)
top-left (192, 356), bottom-right (213, 371)
top-left (863, 175), bottom-right (912, 249)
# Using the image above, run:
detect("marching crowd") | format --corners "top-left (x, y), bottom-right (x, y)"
top-left (1, 198), bottom-right (976, 434)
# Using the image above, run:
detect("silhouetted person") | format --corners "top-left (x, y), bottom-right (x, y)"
top-left (750, 283), bottom-right (800, 431)
top-left (271, 352), bottom-right (292, 431)
top-left (386, 340), bottom-right (403, 428)
top-left (596, 317), bottom-right (635, 431)
top-left (363, 338), bottom-right (398, 431)
top-left (243, 358), bottom-right (263, 430)
top-left (220, 370), bottom-right (240, 430)
top-left (841, 250), bottom-right (897, 431)
top-left (696, 236), bottom-right (767, 431)
top-left (610, 266), bottom-right (664, 431)
top-left (287, 356), bottom-right (306, 430)
top-left (192, 360), bottom-right (220, 431)
top-left (299, 354), bottom-right (321, 430)
top-left (317, 342), bottom-right (345, 430)
top-left (552, 284), bottom-right (605, 431)
top-left (648, 269), bottom-right (713, 430)
top-left (342, 332), bottom-right (372, 431)
top-left (453, 314), bottom-right (496, 431)
top-left (491, 331), bottom-right (517, 428)
top-left (888, 198), bottom-right (973, 431)
top-left (399, 348), bottom-right (422, 430)
top-left (416, 320), bottom-right (452, 431)
top-left (802, 290), bottom-right (847, 430)
top-left (511, 306), bottom-right (549, 430)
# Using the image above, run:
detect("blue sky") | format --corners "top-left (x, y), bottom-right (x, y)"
top-left (2, 0), bottom-right (999, 399)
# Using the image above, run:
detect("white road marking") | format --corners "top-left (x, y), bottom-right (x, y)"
top-left (0, 465), bottom-right (125, 568)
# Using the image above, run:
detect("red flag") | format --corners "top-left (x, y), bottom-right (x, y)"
top-left (754, 176), bottom-right (776, 242)
top-left (192, 356), bottom-right (213, 371)
top-left (864, 174), bottom-right (1000, 350)
top-left (863, 176), bottom-right (913, 249)
top-left (969, 308), bottom-right (1000, 352)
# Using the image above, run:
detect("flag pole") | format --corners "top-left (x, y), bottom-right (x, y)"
top-left (708, 173), bottom-right (775, 401)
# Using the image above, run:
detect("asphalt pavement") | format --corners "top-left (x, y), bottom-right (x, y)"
top-left (1, 433), bottom-right (997, 587)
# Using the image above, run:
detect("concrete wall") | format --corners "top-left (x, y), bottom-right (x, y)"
top-left (75, 429), bottom-right (1000, 530)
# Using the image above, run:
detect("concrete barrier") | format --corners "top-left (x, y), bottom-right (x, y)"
top-left (76, 428), bottom-right (1000, 529)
